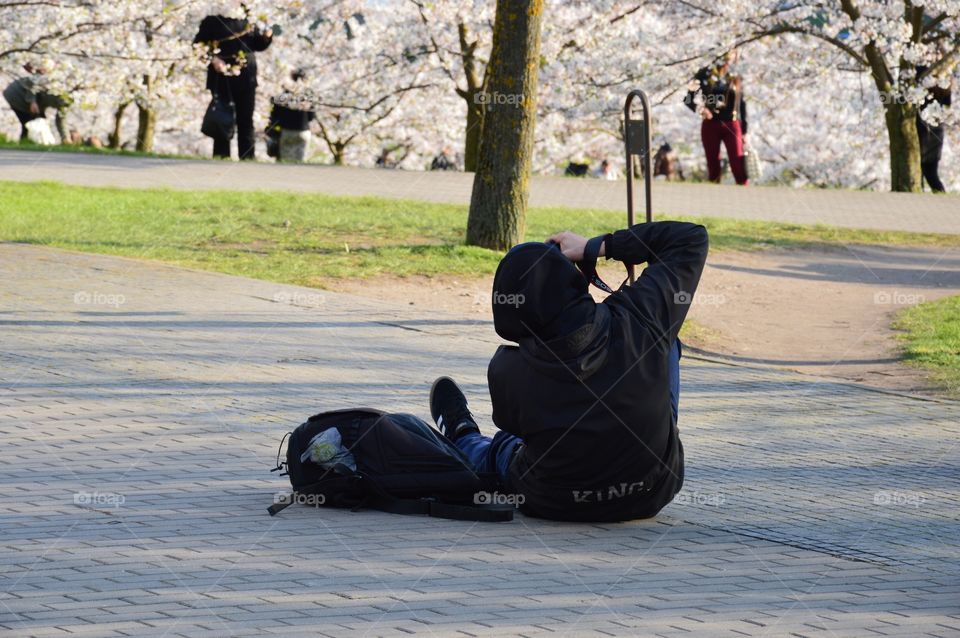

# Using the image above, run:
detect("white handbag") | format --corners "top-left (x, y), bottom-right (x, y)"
top-left (744, 139), bottom-right (762, 181)
top-left (25, 118), bottom-right (57, 145)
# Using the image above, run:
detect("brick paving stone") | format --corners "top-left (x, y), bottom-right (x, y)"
top-left (1, 243), bottom-right (958, 637)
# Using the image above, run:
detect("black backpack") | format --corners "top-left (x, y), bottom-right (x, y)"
top-left (268, 408), bottom-right (514, 522)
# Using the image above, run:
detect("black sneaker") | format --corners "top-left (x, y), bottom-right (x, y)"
top-left (430, 376), bottom-right (481, 441)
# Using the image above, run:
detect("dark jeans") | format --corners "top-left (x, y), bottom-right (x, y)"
top-left (457, 340), bottom-right (683, 483)
top-left (12, 108), bottom-right (33, 141)
top-left (211, 79), bottom-right (257, 160)
top-left (918, 116), bottom-right (945, 193)
top-left (701, 119), bottom-right (748, 185)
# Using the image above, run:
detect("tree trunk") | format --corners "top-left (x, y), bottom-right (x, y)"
top-left (465, 0), bottom-right (544, 250)
top-left (884, 102), bottom-right (922, 192)
top-left (136, 103), bottom-right (156, 153)
top-left (806, 0), bottom-right (928, 192)
top-left (332, 142), bottom-right (345, 165)
top-left (109, 101), bottom-right (129, 149)
top-left (136, 74), bottom-right (155, 153)
top-left (463, 92), bottom-right (483, 172)
top-left (458, 21), bottom-right (484, 172)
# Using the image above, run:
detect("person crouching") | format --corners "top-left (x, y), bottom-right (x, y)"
top-left (267, 70), bottom-right (316, 163)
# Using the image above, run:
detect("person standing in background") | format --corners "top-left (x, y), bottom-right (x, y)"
top-left (266, 69), bottom-right (315, 163)
top-left (916, 65), bottom-right (952, 193)
top-left (194, 12), bottom-right (273, 160)
top-left (3, 64), bottom-right (71, 143)
top-left (685, 50), bottom-right (749, 186)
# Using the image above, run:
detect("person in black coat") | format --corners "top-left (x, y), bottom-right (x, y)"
top-left (429, 221), bottom-right (708, 522)
top-left (194, 14), bottom-right (273, 160)
top-left (916, 66), bottom-right (952, 193)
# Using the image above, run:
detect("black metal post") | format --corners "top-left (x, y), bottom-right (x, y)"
top-left (624, 90), bottom-right (653, 283)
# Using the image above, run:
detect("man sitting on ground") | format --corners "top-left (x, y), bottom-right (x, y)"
top-left (430, 221), bottom-right (708, 521)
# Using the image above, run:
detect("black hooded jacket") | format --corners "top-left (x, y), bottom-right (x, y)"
top-left (194, 15), bottom-right (273, 91)
top-left (488, 221), bottom-right (708, 522)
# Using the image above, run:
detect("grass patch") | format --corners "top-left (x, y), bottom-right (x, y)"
top-left (0, 136), bottom-right (199, 161)
top-left (1, 180), bottom-right (957, 288)
top-left (677, 319), bottom-right (724, 347)
top-left (893, 296), bottom-right (960, 398)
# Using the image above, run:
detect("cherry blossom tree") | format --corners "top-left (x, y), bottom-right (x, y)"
top-left (737, 0), bottom-right (960, 192)
top-left (408, 0), bottom-right (493, 171)
top-left (0, 1), bottom-right (207, 151)
top-left (250, 1), bottom-right (436, 165)
top-left (0, 1), bottom-right (955, 194)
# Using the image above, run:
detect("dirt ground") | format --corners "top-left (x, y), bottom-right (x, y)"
top-left (327, 244), bottom-right (960, 396)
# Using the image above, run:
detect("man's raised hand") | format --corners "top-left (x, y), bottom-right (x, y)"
top-left (547, 231), bottom-right (590, 262)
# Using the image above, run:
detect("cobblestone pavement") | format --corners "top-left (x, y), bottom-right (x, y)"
top-left (1, 149), bottom-right (958, 234)
top-left (1, 243), bottom-right (958, 637)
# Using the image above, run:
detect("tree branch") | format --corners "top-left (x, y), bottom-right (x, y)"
top-left (0, 18), bottom-right (136, 60)
top-left (609, 2), bottom-right (650, 24)
top-left (672, 0), bottom-right (720, 19)
top-left (740, 24), bottom-right (869, 68)
top-left (457, 20), bottom-right (482, 93)
top-left (839, 0), bottom-right (892, 89)
top-left (906, 0), bottom-right (924, 44)
top-left (924, 41), bottom-right (960, 79)
top-left (316, 82), bottom-right (434, 113)
top-left (407, 0), bottom-right (459, 86)
top-left (921, 12), bottom-right (948, 36)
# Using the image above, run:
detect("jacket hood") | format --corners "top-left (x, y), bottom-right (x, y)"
top-left (492, 242), bottom-right (597, 344)
top-left (520, 303), bottom-right (612, 381)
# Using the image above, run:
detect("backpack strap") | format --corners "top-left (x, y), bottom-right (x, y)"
top-left (363, 493), bottom-right (513, 522)
top-left (360, 475), bottom-right (514, 522)
top-left (267, 499), bottom-right (292, 517)
top-left (427, 500), bottom-right (514, 522)
top-left (270, 432), bottom-right (290, 475)
top-left (267, 463), bottom-right (358, 516)
top-left (270, 472), bottom-right (514, 521)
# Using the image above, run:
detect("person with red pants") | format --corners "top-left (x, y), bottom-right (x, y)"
top-left (685, 50), bottom-right (749, 185)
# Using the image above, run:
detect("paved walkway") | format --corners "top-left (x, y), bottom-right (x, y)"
top-left (1, 149), bottom-right (958, 234)
top-left (1, 244), bottom-right (959, 637)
